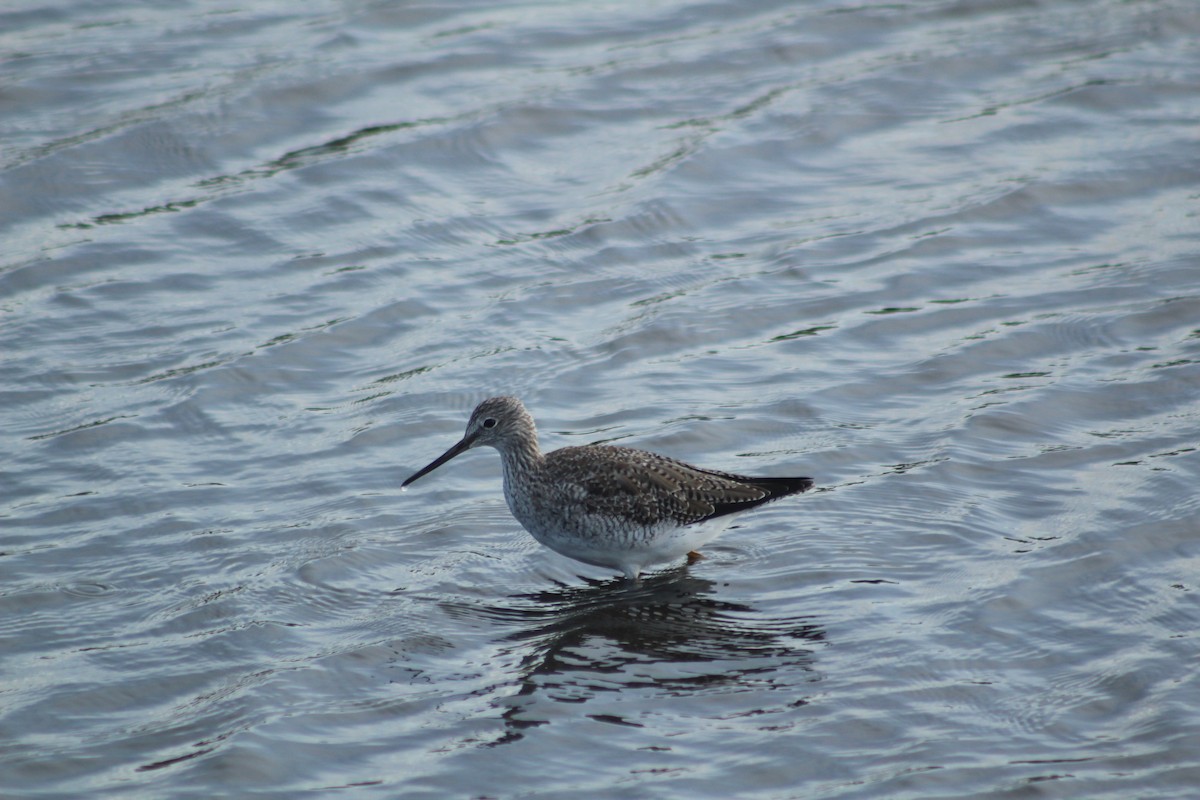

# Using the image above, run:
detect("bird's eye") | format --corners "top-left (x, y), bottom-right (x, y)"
top-left (482, 418), bottom-right (497, 429)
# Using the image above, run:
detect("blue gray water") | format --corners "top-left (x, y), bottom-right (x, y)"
top-left (3, 0), bottom-right (1199, 797)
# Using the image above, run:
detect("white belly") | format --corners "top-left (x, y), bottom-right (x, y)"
top-left (513, 504), bottom-right (731, 578)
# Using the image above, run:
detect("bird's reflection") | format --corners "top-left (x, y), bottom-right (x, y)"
top-left (445, 567), bottom-right (825, 746)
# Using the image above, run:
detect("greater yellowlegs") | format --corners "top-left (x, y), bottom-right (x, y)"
top-left (402, 396), bottom-right (814, 579)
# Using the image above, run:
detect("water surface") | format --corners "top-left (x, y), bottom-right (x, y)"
top-left (3, 0), bottom-right (1199, 797)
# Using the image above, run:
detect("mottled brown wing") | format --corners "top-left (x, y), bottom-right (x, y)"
top-left (547, 445), bottom-right (812, 527)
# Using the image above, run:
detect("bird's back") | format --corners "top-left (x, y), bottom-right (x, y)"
top-left (539, 444), bottom-right (813, 528)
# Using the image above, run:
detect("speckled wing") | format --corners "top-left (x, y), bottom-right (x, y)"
top-left (545, 445), bottom-right (813, 527)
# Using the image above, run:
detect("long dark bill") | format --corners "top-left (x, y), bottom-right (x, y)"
top-left (401, 434), bottom-right (475, 487)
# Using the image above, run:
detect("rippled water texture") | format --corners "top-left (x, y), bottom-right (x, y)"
top-left (3, 0), bottom-right (1199, 797)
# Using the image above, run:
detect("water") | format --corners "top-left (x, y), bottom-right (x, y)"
top-left (3, 0), bottom-right (1199, 796)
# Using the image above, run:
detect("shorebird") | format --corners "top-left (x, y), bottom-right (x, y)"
top-left (402, 396), bottom-right (814, 579)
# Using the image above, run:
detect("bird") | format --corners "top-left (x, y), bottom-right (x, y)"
top-left (401, 396), bottom-right (814, 579)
